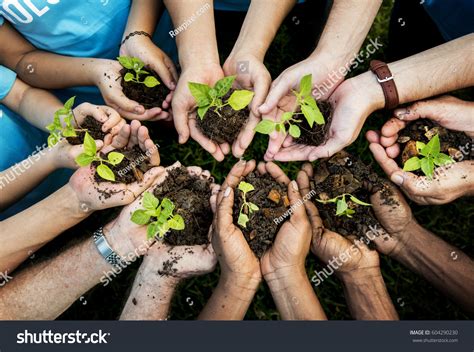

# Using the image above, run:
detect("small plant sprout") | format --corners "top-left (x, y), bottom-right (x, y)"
top-left (254, 74), bottom-right (324, 138)
top-left (46, 96), bottom-right (84, 147)
top-left (131, 192), bottom-right (185, 239)
top-left (403, 134), bottom-right (454, 179)
top-left (188, 76), bottom-right (254, 119)
top-left (316, 193), bottom-right (371, 218)
top-left (75, 132), bottom-right (125, 182)
top-left (237, 181), bottom-right (259, 228)
top-left (117, 56), bottom-right (160, 88)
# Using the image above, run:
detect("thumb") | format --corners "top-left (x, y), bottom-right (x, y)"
top-left (259, 74), bottom-right (293, 115)
top-left (394, 100), bottom-right (443, 123)
top-left (251, 73), bottom-right (271, 117)
top-left (172, 102), bottom-right (191, 144)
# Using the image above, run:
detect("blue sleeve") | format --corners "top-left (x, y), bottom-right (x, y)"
top-left (0, 15), bottom-right (4, 26)
top-left (0, 65), bottom-right (17, 100)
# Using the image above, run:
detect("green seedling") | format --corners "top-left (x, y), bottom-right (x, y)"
top-left (75, 132), bottom-right (125, 182)
top-left (402, 134), bottom-right (453, 179)
top-left (46, 96), bottom-right (84, 147)
top-left (316, 193), bottom-right (371, 218)
top-left (131, 192), bottom-right (185, 239)
top-left (254, 74), bottom-right (324, 138)
top-left (237, 181), bottom-right (260, 228)
top-left (118, 56), bottom-right (160, 88)
top-left (188, 76), bottom-right (254, 119)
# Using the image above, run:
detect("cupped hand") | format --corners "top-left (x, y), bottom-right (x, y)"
top-left (298, 163), bottom-right (380, 277)
top-left (367, 130), bottom-right (474, 204)
top-left (223, 53), bottom-right (272, 158)
top-left (172, 64), bottom-right (229, 161)
top-left (92, 59), bottom-right (169, 121)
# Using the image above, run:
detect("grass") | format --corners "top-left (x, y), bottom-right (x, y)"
top-left (58, 0), bottom-right (472, 320)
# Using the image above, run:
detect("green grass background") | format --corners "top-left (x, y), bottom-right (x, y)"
top-left (59, 0), bottom-right (473, 320)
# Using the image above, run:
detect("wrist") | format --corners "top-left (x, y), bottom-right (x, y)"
top-left (337, 266), bottom-right (383, 285)
top-left (352, 71), bottom-right (386, 112)
top-left (61, 184), bottom-right (93, 219)
top-left (220, 271), bottom-right (261, 299)
top-left (264, 265), bottom-right (307, 293)
top-left (179, 50), bottom-right (219, 72)
top-left (102, 222), bottom-right (139, 261)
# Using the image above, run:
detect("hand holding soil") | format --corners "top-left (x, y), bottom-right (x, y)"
top-left (222, 53), bottom-right (272, 158)
top-left (172, 63), bottom-right (230, 161)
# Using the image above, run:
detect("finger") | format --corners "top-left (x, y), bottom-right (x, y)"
top-left (296, 169), bottom-right (312, 198)
top-left (164, 56), bottom-right (179, 84)
top-left (308, 138), bottom-right (347, 161)
top-left (217, 186), bottom-right (235, 229)
top-left (220, 142), bottom-right (231, 155)
top-left (151, 59), bottom-right (176, 90)
top-left (393, 100), bottom-right (443, 123)
top-left (381, 118), bottom-right (406, 140)
top-left (107, 87), bottom-right (145, 115)
top-left (287, 180), bottom-right (306, 223)
top-left (265, 162), bottom-right (291, 185)
top-left (145, 139), bottom-right (160, 166)
top-left (101, 106), bottom-right (123, 132)
top-left (210, 184), bottom-right (221, 214)
top-left (187, 166), bottom-right (203, 177)
top-left (232, 113), bottom-right (258, 158)
top-left (189, 118), bottom-right (224, 161)
top-left (380, 134), bottom-right (399, 148)
top-left (218, 159), bottom-right (256, 204)
top-left (83, 104), bottom-right (109, 125)
top-left (365, 130), bottom-right (381, 144)
top-left (368, 143), bottom-right (401, 178)
top-left (111, 124), bottom-right (131, 149)
top-left (273, 144), bottom-right (314, 162)
top-left (386, 143), bottom-right (401, 159)
top-left (301, 162), bottom-right (314, 178)
top-left (282, 134), bottom-right (294, 148)
top-left (251, 72), bottom-right (271, 117)
top-left (259, 73), bottom-right (294, 115)
top-left (264, 127), bottom-right (287, 161)
top-left (108, 118), bottom-right (127, 137)
top-left (128, 120), bottom-right (141, 148)
top-left (172, 99), bottom-right (191, 144)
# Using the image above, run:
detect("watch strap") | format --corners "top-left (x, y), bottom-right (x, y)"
top-left (370, 60), bottom-right (399, 110)
top-left (93, 227), bottom-right (127, 269)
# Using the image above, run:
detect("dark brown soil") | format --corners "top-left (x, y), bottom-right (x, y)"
top-left (232, 172), bottom-right (289, 258)
top-left (295, 101), bottom-right (333, 146)
top-left (309, 151), bottom-right (395, 246)
top-left (153, 166), bottom-right (213, 246)
top-left (397, 120), bottom-right (472, 175)
top-left (120, 67), bottom-right (170, 110)
top-left (93, 146), bottom-right (151, 184)
top-left (67, 116), bottom-right (106, 145)
top-left (197, 90), bottom-right (249, 144)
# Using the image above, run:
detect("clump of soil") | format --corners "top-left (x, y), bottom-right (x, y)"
top-left (93, 146), bottom-right (151, 184)
top-left (153, 166), bottom-right (213, 246)
top-left (232, 172), bottom-right (289, 258)
top-left (295, 101), bottom-right (333, 146)
top-left (197, 89), bottom-right (249, 144)
top-left (67, 115), bottom-right (106, 145)
top-left (120, 67), bottom-right (170, 110)
top-left (309, 151), bottom-right (395, 246)
top-left (397, 120), bottom-right (472, 175)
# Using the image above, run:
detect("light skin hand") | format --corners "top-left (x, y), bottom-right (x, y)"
top-left (366, 131), bottom-right (474, 205)
top-left (223, 53), bottom-right (272, 158)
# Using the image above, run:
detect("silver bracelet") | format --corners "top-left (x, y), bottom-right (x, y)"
top-left (92, 227), bottom-right (127, 269)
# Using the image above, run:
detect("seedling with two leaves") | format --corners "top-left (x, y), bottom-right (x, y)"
top-left (254, 74), bottom-right (325, 138)
top-left (237, 181), bottom-right (259, 228)
top-left (316, 193), bottom-right (371, 218)
top-left (46, 96), bottom-right (84, 147)
top-left (131, 192), bottom-right (185, 239)
top-left (403, 134), bottom-right (453, 179)
top-left (75, 132), bottom-right (125, 182)
top-left (118, 56), bottom-right (160, 88)
top-left (188, 76), bottom-right (254, 119)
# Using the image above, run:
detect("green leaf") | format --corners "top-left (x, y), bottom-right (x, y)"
top-left (157, 222), bottom-right (170, 237)
top-left (403, 156), bottom-right (421, 172)
top-left (147, 222), bottom-right (159, 239)
top-left (349, 195), bottom-right (372, 207)
top-left (188, 82), bottom-right (211, 106)
top-left (138, 69), bottom-right (149, 75)
top-left (96, 164), bottom-right (115, 181)
top-left (160, 198), bottom-right (175, 215)
top-left (75, 153), bottom-right (95, 167)
top-left (47, 134), bottom-right (59, 147)
top-left (209, 88), bottom-right (217, 99)
top-left (281, 112), bottom-right (293, 122)
top-left (168, 214), bottom-right (185, 231)
top-left (420, 134), bottom-right (440, 157)
top-left (107, 152), bottom-right (125, 165)
top-left (254, 119), bottom-right (275, 134)
top-left (416, 141), bottom-right (426, 151)
top-left (238, 181), bottom-right (255, 193)
top-left (142, 192), bottom-right (159, 210)
top-left (198, 105), bottom-right (210, 120)
top-left (238, 213), bottom-right (249, 228)
top-left (434, 153), bottom-right (454, 166)
top-left (228, 90), bottom-right (254, 111)
top-left (131, 57), bottom-right (145, 71)
top-left (64, 96), bottom-right (76, 111)
top-left (299, 74), bottom-right (313, 96)
top-left (117, 56), bottom-right (135, 69)
top-left (248, 202), bottom-right (259, 212)
top-left (56, 108), bottom-right (69, 116)
top-left (143, 75), bottom-right (160, 88)
top-left (303, 95), bottom-right (317, 110)
top-left (335, 199), bottom-right (348, 216)
top-left (289, 124), bottom-right (301, 138)
top-left (62, 127), bottom-right (77, 137)
top-left (83, 132), bottom-right (97, 156)
top-left (124, 72), bottom-right (134, 82)
top-left (301, 105), bottom-right (316, 128)
top-left (46, 123), bottom-right (57, 132)
top-left (420, 157), bottom-right (434, 178)
top-left (131, 209), bottom-right (151, 225)
top-left (214, 76), bottom-right (235, 97)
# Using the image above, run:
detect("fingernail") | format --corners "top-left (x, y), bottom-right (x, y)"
top-left (224, 187), bottom-right (231, 197)
top-left (239, 158), bottom-right (247, 165)
top-left (134, 106), bottom-right (144, 113)
top-left (395, 108), bottom-right (408, 119)
top-left (291, 180), bottom-right (298, 191)
top-left (391, 173), bottom-right (405, 186)
top-left (259, 104), bottom-right (268, 111)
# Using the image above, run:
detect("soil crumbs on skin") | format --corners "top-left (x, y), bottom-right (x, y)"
top-left (310, 151), bottom-right (396, 247)
top-left (197, 89), bottom-right (249, 144)
top-left (67, 116), bottom-right (106, 145)
top-left (295, 101), bottom-right (333, 147)
top-left (233, 172), bottom-right (289, 258)
top-left (153, 166), bottom-right (213, 246)
top-left (120, 67), bottom-right (170, 110)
